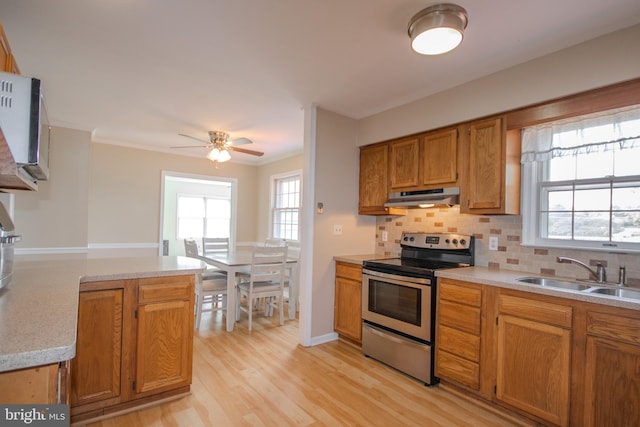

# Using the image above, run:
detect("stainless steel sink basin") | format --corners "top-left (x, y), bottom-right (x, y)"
top-left (516, 277), bottom-right (592, 291)
top-left (587, 287), bottom-right (640, 300)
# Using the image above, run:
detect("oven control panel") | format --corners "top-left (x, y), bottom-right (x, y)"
top-left (401, 232), bottom-right (473, 250)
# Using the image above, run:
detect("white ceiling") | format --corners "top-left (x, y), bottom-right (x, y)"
top-left (1, 1), bottom-right (640, 165)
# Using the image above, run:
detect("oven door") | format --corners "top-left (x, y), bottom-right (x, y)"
top-left (362, 268), bottom-right (433, 342)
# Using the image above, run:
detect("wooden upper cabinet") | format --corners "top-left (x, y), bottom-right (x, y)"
top-left (389, 137), bottom-right (420, 190)
top-left (422, 128), bottom-right (458, 186)
top-left (461, 116), bottom-right (520, 214)
top-left (359, 143), bottom-right (406, 215)
top-left (0, 23), bottom-right (19, 74)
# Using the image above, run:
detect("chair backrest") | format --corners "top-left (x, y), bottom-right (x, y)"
top-left (202, 237), bottom-right (229, 256)
top-left (265, 238), bottom-right (286, 247)
top-left (184, 239), bottom-right (200, 258)
top-left (250, 245), bottom-right (288, 284)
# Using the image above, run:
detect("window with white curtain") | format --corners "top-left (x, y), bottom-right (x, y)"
top-left (271, 171), bottom-right (302, 241)
top-left (521, 105), bottom-right (640, 252)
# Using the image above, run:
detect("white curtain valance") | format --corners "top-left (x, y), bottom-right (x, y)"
top-left (521, 105), bottom-right (640, 163)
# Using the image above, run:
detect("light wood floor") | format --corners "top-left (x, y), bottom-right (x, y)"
top-left (88, 308), bottom-right (523, 427)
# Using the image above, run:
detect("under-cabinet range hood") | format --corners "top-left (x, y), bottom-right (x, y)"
top-left (384, 187), bottom-right (460, 208)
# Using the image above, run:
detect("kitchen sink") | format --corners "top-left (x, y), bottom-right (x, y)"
top-left (587, 287), bottom-right (640, 300)
top-left (516, 277), bottom-right (592, 291)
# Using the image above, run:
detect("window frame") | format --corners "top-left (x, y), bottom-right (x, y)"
top-left (521, 109), bottom-right (640, 253)
top-left (176, 193), bottom-right (232, 240)
top-left (270, 170), bottom-right (302, 242)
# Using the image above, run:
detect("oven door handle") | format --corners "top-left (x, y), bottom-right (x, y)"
top-left (362, 268), bottom-right (432, 285)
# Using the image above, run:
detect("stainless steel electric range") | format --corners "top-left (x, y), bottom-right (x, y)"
top-left (361, 232), bottom-right (475, 385)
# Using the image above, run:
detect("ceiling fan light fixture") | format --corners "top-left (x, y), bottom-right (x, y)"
top-left (408, 3), bottom-right (468, 55)
top-left (218, 148), bottom-right (231, 162)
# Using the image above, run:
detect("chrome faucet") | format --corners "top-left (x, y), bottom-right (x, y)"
top-left (556, 256), bottom-right (606, 283)
top-left (618, 265), bottom-right (627, 287)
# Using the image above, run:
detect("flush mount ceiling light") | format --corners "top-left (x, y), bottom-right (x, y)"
top-left (408, 3), bottom-right (468, 55)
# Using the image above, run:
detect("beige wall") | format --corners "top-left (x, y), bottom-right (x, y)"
top-left (358, 24), bottom-right (640, 146)
top-left (311, 108), bottom-right (376, 339)
top-left (13, 126), bottom-right (90, 251)
top-left (12, 131), bottom-right (270, 254)
top-left (88, 143), bottom-right (258, 249)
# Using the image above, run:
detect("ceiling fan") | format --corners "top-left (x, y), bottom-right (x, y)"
top-left (172, 130), bottom-right (264, 163)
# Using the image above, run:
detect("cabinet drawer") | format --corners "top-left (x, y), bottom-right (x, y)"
top-left (586, 311), bottom-right (640, 345)
top-left (436, 349), bottom-right (479, 390)
top-left (498, 294), bottom-right (572, 328)
top-left (437, 324), bottom-right (480, 362)
top-left (438, 299), bottom-right (481, 335)
top-left (138, 276), bottom-right (193, 304)
top-left (439, 281), bottom-right (482, 307)
top-left (336, 262), bottom-right (362, 282)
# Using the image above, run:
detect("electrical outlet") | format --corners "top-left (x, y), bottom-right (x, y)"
top-left (381, 231), bottom-right (388, 242)
top-left (333, 224), bottom-right (343, 235)
top-left (489, 236), bottom-right (498, 251)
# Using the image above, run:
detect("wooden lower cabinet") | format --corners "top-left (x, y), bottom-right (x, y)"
top-left (334, 261), bottom-right (362, 344)
top-left (71, 289), bottom-right (124, 406)
top-left (436, 280), bottom-right (483, 390)
top-left (0, 363), bottom-right (65, 404)
top-left (70, 275), bottom-right (194, 423)
top-left (582, 311), bottom-right (640, 427)
top-left (136, 279), bottom-right (194, 394)
top-left (435, 279), bottom-right (640, 426)
top-left (496, 313), bottom-right (571, 426)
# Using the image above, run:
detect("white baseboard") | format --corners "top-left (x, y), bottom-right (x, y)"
top-left (16, 243), bottom-right (160, 255)
top-left (309, 332), bottom-right (339, 346)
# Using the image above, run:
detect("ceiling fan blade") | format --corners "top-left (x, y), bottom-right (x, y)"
top-left (170, 144), bottom-right (209, 149)
top-left (178, 133), bottom-right (209, 144)
top-left (229, 146), bottom-right (264, 156)
top-left (229, 137), bottom-right (252, 146)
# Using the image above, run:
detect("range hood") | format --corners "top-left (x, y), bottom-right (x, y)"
top-left (384, 187), bottom-right (460, 208)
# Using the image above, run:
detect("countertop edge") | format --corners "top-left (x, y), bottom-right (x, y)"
top-left (334, 254), bottom-right (390, 265)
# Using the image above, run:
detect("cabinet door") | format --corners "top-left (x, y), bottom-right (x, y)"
top-left (136, 298), bottom-right (193, 394)
top-left (334, 276), bottom-right (362, 343)
top-left (496, 314), bottom-right (571, 427)
top-left (71, 289), bottom-right (123, 406)
top-left (389, 137), bottom-right (420, 189)
top-left (359, 144), bottom-right (389, 214)
top-left (466, 118), bottom-right (503, 210)
top-left (422, 129), bottom-right (457, 186)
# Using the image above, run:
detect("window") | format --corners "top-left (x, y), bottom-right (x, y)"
top-left (521, 105), bottom-right (640, 252)
top-left (271, 172), bottom-right (302, 241)
top-left (177, 195), bottom-right (231, 239)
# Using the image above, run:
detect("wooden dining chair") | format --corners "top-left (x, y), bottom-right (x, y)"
top-left (194, 272), bottom-right (228, 330)
top-left (236, 245), bottom-right (288, 331)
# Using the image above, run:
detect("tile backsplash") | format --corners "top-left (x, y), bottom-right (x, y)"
top-left (375, 206), bottom-right (639, 286)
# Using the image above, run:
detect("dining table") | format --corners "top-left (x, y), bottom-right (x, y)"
top-left (202, 249), bottom-right (299, 331)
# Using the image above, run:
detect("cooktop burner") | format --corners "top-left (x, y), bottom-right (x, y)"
top-left (363, 232), bottom-right (475, 278)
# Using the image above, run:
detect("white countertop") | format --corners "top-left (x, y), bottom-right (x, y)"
top-left (436, 266), bottom-right (640, 311)
top-left (0, 255), bottom-right (205, 372)
top-left (333, 254), bottom-right (393, 265)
